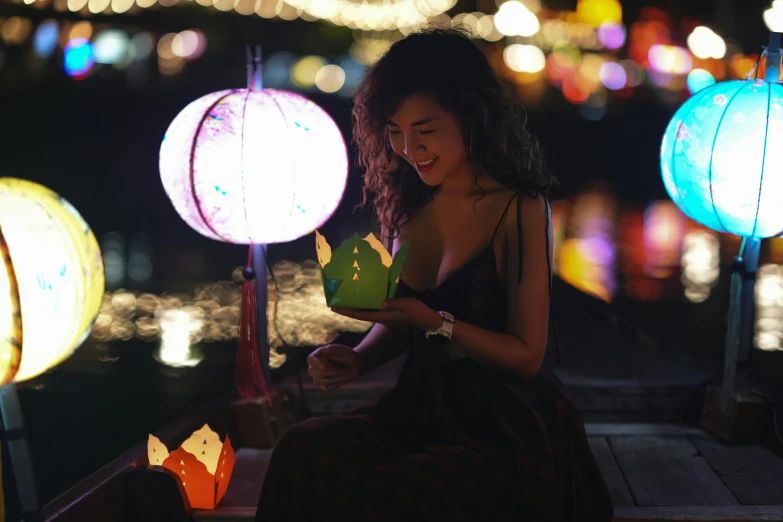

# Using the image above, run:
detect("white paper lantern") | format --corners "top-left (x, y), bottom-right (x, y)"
top-left (159, 89), bottom-right (349, 244)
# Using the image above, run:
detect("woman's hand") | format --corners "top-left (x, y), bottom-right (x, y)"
top-left (306, 344), bottom-right (362, 391)
top-left (332, 298), bottom-right (442, 332)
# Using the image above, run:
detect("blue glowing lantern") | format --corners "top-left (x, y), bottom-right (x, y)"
top-left (660, 79), bottom-right (783, 238)
top-left (662, 32), bottom-right (783, 429)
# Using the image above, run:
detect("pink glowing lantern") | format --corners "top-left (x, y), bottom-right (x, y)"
top-left (159, 89), bottom-right (348, 244)
top-left (159, 49), bottom-right (348, 402)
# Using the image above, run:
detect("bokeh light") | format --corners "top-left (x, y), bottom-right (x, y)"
top-left (621, 59), bottom-right (644, 86)
top-left (576, 0), bottom-right (622, 27)
top-left (67, 21), bottom-right (92, 41)
top-left (291, 55), bottom-right (326, 87)
top-left (687, 68), bottom-right (716, 94)
top-left (1, 17), bottom-right (33, 45)
top-left (63, 37), bottom-right (95, 78)
top-left (264, 52), bottom-right (296, 87)
top-left (648, 45), bottom-right (692, 75)
top-left (642, 201), bottom-right (686, 278)
top-left (171, 29), bottom-right (206, 60)
top-left (33, 20), bottom-right (59, 58)
top-left (557, 188), bottom-right (617, 301)
top-left (155, 308), bottom-right (205, 367)
top-left (764, 0), bottom-right (783, 32)
top-left (755, 264), bottom-right (783, 351)
top-left (494, 1), bottom-right (539, 37)
top-left (599, 61), bottom-right (626, 90)
top-left (129, 32), bottom-right (154, 61)
top-left (681, 229), bottom-right (720, 303)
top-left (93, 30), bottom-right (129, 64)
top-left (314, 64), bottom-right (346, 93)
top-left (504, 44), bottom-right (546, 73)
top-left (597, 22), bottom-right (625, 50)
top-left (687, 26), bottom-right (726, 60)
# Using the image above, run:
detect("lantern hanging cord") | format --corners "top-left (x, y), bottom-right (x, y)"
top-left (746, 49), bottom-right (766, 80)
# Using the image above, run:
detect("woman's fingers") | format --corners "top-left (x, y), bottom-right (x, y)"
top-left (314, 375), bottom-right (346, 391)
top-left (318, 379), bottom-right (345, 391)
top-left (307, 365), bottom-right (338, 379)
top-left (307, 365), bottom-right (346, 389)
top-left (313, 374), bottom-right (345, 385)
top-left (306, 356), bottom-right (327, 372)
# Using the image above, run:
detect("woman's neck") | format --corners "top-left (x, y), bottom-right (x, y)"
top-left (434, 162), bottom-right (506, 199)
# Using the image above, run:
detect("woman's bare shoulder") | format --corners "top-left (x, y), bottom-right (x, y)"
top-left (502, 192), bottom-right (550, 241)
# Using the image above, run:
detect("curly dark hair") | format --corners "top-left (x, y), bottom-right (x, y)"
top-left (352, 25), bottom-right (555, 240)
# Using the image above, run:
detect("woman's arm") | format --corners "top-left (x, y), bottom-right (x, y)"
top-left (448, 195), bottom-right (552, 377)
top-left (353, 323), bottom-right (410, 377)
top-left (333, 200), bottom-right (552, 378)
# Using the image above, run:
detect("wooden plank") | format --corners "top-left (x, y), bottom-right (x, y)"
top-left (610, 436), bottom-right (739, 506)
top-left (690, 435), bottom-right (783, 505)
top-left (218, 448), bottom-right (273, 508)
top-left (195, 504), bottom-right (783, 522)
top-left (586, 424), bottom-right (705, 437)
top-left (613, 505), bottom-right (783, 521)
top-left (194, 506), bottom-right (256, 521)
top-left (588, 436), bottom-right (636, 507)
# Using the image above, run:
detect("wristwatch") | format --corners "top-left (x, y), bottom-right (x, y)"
top-left (425, 311), bottom-right (455, 343)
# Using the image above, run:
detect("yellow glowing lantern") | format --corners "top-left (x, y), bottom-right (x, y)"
top-left (0, 178), bottom-right (104, 384)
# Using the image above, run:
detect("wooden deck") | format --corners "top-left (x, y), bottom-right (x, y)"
top-left (193, 423), bottom-right (783, 522)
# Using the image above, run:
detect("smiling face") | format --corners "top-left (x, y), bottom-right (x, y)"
top-left (386, 94), bottom-right (469, 187)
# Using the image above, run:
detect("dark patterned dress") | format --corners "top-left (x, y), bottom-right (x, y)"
top-left (256, 194), bottom-right (614, 522)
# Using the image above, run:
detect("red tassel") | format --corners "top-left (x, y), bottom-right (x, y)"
top-left (235, 245), bottom-right (275, 412)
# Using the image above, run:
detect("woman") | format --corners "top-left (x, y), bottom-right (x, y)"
top-left (257, 26), bottom-right (613, 522)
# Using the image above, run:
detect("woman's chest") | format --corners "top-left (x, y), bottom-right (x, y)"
top-left (396, 202), bottom-right (507, 291)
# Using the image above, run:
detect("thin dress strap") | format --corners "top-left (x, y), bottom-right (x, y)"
top-left (490, 192), bottom-right (520, 247)
top-left (542, 198), bottom-right (561, 367)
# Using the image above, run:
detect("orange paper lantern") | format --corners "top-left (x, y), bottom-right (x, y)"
top-left (148, 424), bottom-right (236, 510)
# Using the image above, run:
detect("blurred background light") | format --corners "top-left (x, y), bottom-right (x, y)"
top-left (63, 37), bottom-right (95, 78)
top-left (494, 1), bottom-right (540, 37)
top-left (687, 26), bottom-right (726, 60)
top-left (599, 61), bottom-right (626, 89)
top-left (93, 30), bottom-right (129, 64)
top-left (504, 44), bottom-right (546, 73)
top-left (648, 44), bottom-right (693, 74)
top-left (314, 64), bottom-right (346, 93)
top-left (687, 68), bottom-right (716, 93)
top-left (597, 22), bottom-right (625, 50)
top-left (764, 0), bottom-right (783, 32)
top-left (291, 55), bottom-right (326, 87)
top-left (33, 20), bottom-right (59, 58)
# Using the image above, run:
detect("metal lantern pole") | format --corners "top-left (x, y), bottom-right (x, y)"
top-left (0, 383), bottom-right (43, 522)
top-left (252, 243), bottom-right (271, 386)
top-left (719, 32), bottom-right (780, 413)
top-left (721, 237), bottom-right (761, 412)
top-left (246, 45), bottom-right (272, 386)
